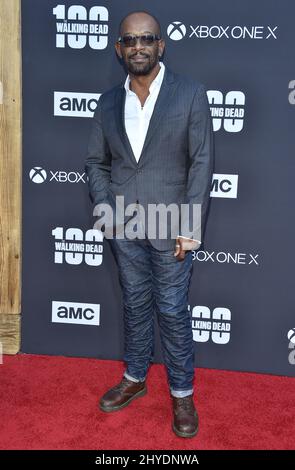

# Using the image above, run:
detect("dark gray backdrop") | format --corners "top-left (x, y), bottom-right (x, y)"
top-left (21, 0), bottom-right (295, 376)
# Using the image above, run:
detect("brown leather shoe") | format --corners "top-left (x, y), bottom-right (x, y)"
top-left (99, 377), bottom-right (147, 412)
top-left (172, 395), bottom-right (199, 438)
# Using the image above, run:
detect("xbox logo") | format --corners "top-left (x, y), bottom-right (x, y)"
top-left (287, 328), bottom-right (295, 344)
top-left (167, 21), bottom-right (187, 41)
top-left (29, 167), bottom-right (47, 184)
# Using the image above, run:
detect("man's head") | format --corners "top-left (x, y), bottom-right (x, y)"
top-left (115, 11), bottom-right (165, 76)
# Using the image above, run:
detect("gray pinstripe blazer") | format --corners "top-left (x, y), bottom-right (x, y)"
top-left (85, 66), bottom-right (214, 250)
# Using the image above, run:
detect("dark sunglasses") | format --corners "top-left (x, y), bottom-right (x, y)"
top-left (118, 34), bottom-right (161, 47)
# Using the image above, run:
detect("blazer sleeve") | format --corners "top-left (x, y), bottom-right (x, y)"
top-left (84, 97), bottom-right (112, 207)
top-left (180, 84), bottom-right (214, 242)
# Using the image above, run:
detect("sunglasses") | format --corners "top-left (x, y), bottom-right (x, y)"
top-left (118, 34), bottom-right (161, 47)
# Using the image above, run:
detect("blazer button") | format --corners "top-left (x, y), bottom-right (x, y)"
top-left (137, 169), bottom-right (142, 174)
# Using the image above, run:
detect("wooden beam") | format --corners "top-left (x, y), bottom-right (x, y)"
top-left (0, 0), bottom-right (22, 353)
top-left (0, 314), bottom-right (20, 355)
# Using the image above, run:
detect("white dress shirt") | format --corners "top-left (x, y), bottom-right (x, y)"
top-left (123, 63), bottom-right (200, 246)
top-left (124, 62), bottom-right (165, 162)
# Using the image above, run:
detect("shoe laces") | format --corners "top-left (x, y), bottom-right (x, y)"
top-left (175, 396), bottom-right (194, 413)
top-left (114, 377), bottom-right (135, 392)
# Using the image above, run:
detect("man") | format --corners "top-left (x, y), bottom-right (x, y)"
top-left (85, 11), bottom-right (213, 438)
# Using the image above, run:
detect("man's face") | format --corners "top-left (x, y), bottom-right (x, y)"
top-left (115, 14), bottom-right (165, 76)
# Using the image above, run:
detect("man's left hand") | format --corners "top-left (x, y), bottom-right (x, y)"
top-left (174, 236), bottom-right (201, 261)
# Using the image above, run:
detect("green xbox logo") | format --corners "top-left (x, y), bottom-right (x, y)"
top-left (167, 21), bottom-right (187, 41)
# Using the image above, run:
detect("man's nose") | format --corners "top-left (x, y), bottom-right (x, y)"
top-left (132, 37), bottom-right (145, 50)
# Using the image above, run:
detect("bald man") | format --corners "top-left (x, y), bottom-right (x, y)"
top-left (85, 11), bottom-right (213, 438)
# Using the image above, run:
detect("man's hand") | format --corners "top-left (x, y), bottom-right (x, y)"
top-left (174, 236), bottom-right (201, 261)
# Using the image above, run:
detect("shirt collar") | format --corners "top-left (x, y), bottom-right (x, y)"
top-left (124, 62), bottom-right (165, 95)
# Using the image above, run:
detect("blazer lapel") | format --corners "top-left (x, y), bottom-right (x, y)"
top-left (115, 67), bottom-right (178, 166)
top-left (139, 68), bottom-right (177, 162)
top-left (115, 86), bottom-right (138, 166)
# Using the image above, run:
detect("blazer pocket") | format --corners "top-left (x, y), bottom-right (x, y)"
top-left (110, 173), bottom-right (136, 186)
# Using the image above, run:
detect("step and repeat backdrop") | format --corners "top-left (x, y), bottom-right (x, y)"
top-left (21, 0), bottom-right (295, 376)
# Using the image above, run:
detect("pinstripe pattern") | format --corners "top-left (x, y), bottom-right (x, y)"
top-left (85, 67), bottom-right (214, 250)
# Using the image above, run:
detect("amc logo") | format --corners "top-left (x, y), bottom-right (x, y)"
top-left (210, 173), bottom-right (238, 199)
top-left (54, 92), bottom-right (101, 118)
top-left (52, 301), bottom-right (100, 326)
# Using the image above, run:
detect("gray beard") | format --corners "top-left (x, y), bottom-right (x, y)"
top-left (126, 56), bottom-right (158, 76)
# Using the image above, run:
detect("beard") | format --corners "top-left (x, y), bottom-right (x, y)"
top-left (125, 51), bottom-right (159, 76)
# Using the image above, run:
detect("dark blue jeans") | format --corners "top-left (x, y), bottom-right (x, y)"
top-left (108, 236), bottom-right (194, 398)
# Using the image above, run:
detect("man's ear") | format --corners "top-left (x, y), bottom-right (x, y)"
top-left (115, 42), bottom-right (122, 59)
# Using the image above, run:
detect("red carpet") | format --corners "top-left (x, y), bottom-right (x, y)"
top-left (0, 354), bottom-right (294, 450)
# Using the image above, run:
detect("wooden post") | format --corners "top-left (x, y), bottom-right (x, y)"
top-left (0, 0), bottom-right (22, 354)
